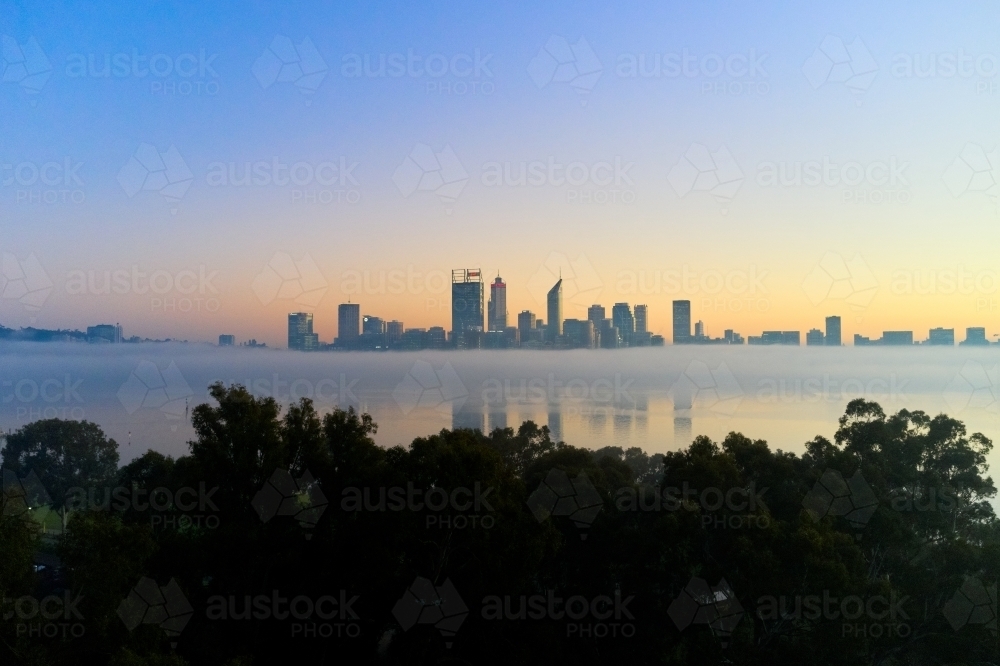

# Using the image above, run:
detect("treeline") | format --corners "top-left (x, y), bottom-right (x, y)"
top-left (1, 383), bottom-right (998, 665)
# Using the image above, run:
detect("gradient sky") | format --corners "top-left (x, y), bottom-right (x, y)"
top-left (3, 0), bottom-right (1000, 346)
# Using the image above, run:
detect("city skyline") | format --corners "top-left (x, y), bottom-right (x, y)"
top-left (3, 2), bottom-right (1000, 347)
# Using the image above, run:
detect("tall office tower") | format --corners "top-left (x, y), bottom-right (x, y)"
top-left (386, 320), bottom-right (404, 346)
top-left (547, 279), bottom-right (563, 342)
top-left (487, 275), bottom-right (507, 331)
top-left (673, 300), bottom-right (691, 344)
top-left (288, 312), bottom-right (318, 351)
top-left (219, 334), bottom-right (235, 346)
top-left (587, 304), bottom-right (606, 328)
top-left (452, 269), bottom-right (484, 344)
top-left (338, 303), bottom-right (360, 347)
top-left (806, 328), bottom-right (824, 345)
top-left (634, 304), bottom-right (648, 334)
top-left (694, 320), bottom-right (704, 339)
top-left (612, 303), bottom-right (634, 346)
top-left (518, 310), bottom-right (536, 340)
top-left (825, 316), bottom-right (842, 346)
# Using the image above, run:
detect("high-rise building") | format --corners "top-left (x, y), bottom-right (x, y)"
top-left (961, 327), bottom-right (989, 346)
top-left (517, 310), bottom-right (536, 340)
top-left (882, 331), bottom-right (914, 346)
top-left (587, 304), bottom-right (605, 329)
top-left (387, 320), bottom-right (404, 346)
top-left (452, 269), bottom-right (484, 345)
top-left (806, 328), bottom-right (824, 345)
top-left (488, 275), bottom-right (507, 331)
top-left (219, 334), bottom-right (235, 346)
top-left (563, 319), bottom-right (596, 348)
top-left (694, 320), bottom-right (704, 339)
top-left (825, 316), bottom-right (842, 346)
top-left (362, 315), bottom-right (385, 336)
top-left (87, 324), bottom-right (123, 343)
top-left (337, 303), bottom-right (360, 347)
top-left (927, 328), bottom-right (954, 345)
top-left (612, 303), bottom-right (634, 346)
top-left (547, 279), bottom-right (563, 342)
top-left (673, 300), bottom-right (691, 344)
top-left (634, 304), bottom-right (648, 334)
top-left (288, 313), bottom-right (318, 351)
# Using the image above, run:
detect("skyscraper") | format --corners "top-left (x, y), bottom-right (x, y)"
top-left (338, 303), bottom-right (360, 347)
top-left (452, 269), bottom-right (484, 345)
top-left (547, 279), bottom-right (562, 342)
top-left (673, 300), bottom-right (691, 344)
top-left (612, 303), bottom-right (634, 346)
top-left (518, 310), bottom-right (536, 340)
top-left (634, 304), bottom-right (648, 334)
top-left (387, 320), bottom-right (404, 346)
top-left (488, 275), bottom-right (507, 331)
top-left (825, 316), bottom-right (842, 346)
top-left (288, 312), bottom-right (318, 351)
top-left (587, 304), bottom-right (605, 327)
top-left (806, 328), bottom-right (824, 345)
